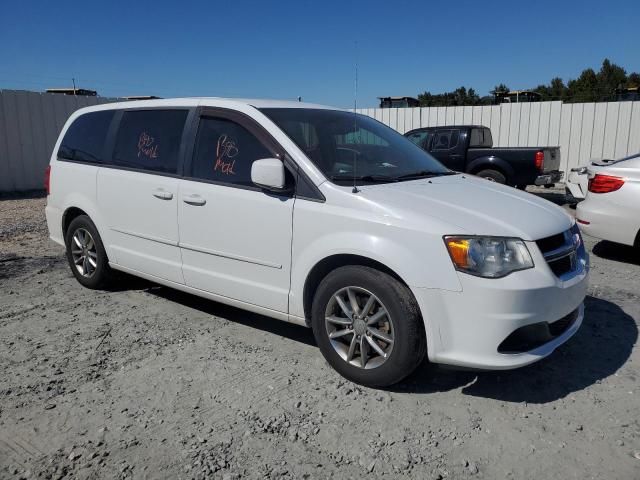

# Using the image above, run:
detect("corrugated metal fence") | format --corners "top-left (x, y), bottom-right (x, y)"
top-left (0, 90), bottom-right (118, 192)
top-left (357, 101), bottom-right (640, 174)
top-left (1, 91), bottom-right (639, 192)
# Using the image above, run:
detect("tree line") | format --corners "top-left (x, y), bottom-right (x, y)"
top-left (417, 59), bottom-right (640, 107)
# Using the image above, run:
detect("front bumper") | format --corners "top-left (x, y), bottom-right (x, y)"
top-left (413, 240), bottom-right (588, 370)
top-left (535, 170), bottom-right (564, 186)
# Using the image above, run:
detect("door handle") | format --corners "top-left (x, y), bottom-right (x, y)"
top-left (153, 189), bottom-right (173, 200)
top-left (183, 194), bottom-right (206, 206)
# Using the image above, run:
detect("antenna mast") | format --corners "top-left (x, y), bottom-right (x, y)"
top-left (352, 42), bottom-right (359, 193)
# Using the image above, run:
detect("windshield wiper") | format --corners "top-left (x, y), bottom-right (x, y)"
top-left (330, 174), bottom-right (398, 183)
top-left (395, 170), bottom-right (456, 181)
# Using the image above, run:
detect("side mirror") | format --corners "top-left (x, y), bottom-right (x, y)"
top-left (251, 158), bottom-right (286, 191)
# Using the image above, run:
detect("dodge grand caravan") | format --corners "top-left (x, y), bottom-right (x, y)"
top-left (45, 98), bottom-right (589, 387)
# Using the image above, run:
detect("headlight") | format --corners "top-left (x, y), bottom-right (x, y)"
top-left (444, 236), bottom-right (534, 278)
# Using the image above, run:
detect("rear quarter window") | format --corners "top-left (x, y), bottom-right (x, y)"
top-left (112, 109), bottom-right (188, 174)
top-left (58, 110), bottom-right (115, 163)
top-left (469, 127), bottom-right (492, 148)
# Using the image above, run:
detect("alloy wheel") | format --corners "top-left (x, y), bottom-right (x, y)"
top-left (70, 228), bottom-right (98, 278)
top-left (324, 286), bottom-right (394, 369)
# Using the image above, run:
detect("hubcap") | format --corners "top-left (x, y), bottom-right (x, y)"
top-left (71, 228), bottom-right (97, 278)
top-left (324, 286), bottom-right (394, 369)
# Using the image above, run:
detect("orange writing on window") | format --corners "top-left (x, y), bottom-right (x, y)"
top-left (215, 134), bottom-right (238, 175)
top-left (137, 132), bottom-right (158, 159)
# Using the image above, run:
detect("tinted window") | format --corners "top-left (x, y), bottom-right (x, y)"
top-left (469, 127), bottom-right (492, 148)
top-left (406, 130), bottom-right (431, 149)
top-left (261, 109), bottom-right (449, 185)
top-left (112, 110), bottom-right (188, 174)
top-left (190, 116), bottom-right (272, 186)
top-left (58, 110), bottom-right (115, 163)
top-left (432, 130), bottom-right (458, 150)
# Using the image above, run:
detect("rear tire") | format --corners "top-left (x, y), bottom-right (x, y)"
top-left (475, 169), bottom-right (507, 184)
top-left (64, 215), bottom-right (115, 289)
top-left (311, 265), bottom-right (427, 387)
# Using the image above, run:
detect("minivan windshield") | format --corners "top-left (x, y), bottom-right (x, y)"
top-left (260, 108), bottom-right (453, 185)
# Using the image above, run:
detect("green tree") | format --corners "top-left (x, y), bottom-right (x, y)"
top-left (549, 77), bottom-right (567, 100)
top-left (567, 69), bottom-right (598, 102)
top-left (596, 58), bottom-right (626, 100)
top-left (627, 72), bottom-right (640, 88)
top-left (490, 83), bottom-right (509, 96)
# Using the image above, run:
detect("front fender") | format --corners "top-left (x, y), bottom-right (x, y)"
top-left (289, 228), bottom-right (462, 319)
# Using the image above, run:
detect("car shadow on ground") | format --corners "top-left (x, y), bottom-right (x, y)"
top-left (146, 287), bottom-right (317, 347)
top-left (147, 286), bottom-right (636, 403)
top-left (392, 295), bottom-right (637, 403)
top-left (592, 240), bottom-right (640, 266)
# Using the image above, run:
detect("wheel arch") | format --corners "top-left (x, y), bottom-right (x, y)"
top-left (62, 206), bottom-right (89, 236)
top-left (60, 202), bottom-right (113, 262)
top-left (467, 156), bottom-right (515, 182)
top-left (302, 254), bottom-right (411, 326)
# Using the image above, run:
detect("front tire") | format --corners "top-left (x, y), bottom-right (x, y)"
top-left (65, 215), bottom-right (114, 289)
top-left (311, 266), bottom-right (427, 387)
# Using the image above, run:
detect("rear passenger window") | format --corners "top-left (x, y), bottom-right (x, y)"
top-left (432, 129), bottom-right (459, 150)
top-left (58, 110), bottom-right (115, 163)
top-left (112, 110), bottom-right (188, 174)
top-left (189, 117), bottom-right (272, 187)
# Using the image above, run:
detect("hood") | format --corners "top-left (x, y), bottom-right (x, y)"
top-left (358, 174), bottom-right (573, 241)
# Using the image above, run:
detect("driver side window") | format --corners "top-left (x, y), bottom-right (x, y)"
top-left (190, 116), bottom-right (272, 187)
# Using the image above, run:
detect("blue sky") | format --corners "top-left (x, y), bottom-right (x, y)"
top-left (1, 0), bottom-right (638, 107)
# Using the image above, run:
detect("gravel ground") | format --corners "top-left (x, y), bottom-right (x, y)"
top-left (0, 189), bottom-right (639, 479)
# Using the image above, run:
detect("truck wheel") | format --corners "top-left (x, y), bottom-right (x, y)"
top-left (476, 169), bottom-right (507, 184)
top-left (310, 265), bottom-right (427, 387)
top-left (65, 215), bottom-right (115, 289)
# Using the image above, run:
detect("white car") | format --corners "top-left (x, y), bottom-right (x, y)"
top-left (576, 155), bottom-right (640, 248)
top-left (566, 153), bottom-right (640, 200)
top-left (45, 98), bottom-right (588, 387)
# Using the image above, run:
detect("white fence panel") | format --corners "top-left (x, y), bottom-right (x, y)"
top-left (591, 102), bottom-right (608, 159)
top-left (579, 103), bottom-right (595, 163)
top-left (602, 102), bottom-right (620, 159)
top-left (528, 102), bottom-right (541, 146)
top-left (628, 102), bottom-right (640, 154)
top-left (615, 102), bottom-right (633, 158)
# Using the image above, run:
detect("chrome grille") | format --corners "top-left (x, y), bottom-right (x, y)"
top-left (536, 224), bottom-right (587, 279)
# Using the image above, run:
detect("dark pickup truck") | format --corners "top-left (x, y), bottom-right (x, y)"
top-left (404, 125), bottom-right (563, 188)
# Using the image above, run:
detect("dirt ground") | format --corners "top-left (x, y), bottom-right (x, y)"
top-left (1, 190), bottom-right (639, 479)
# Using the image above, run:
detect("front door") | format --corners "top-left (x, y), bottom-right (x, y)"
top-left (429, 129), bottom-right (464, 171)
top-left (178, 110), bottom-right (294, 313)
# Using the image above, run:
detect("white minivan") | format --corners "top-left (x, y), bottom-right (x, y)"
top-left (45, 98), bottom-right (588, 387)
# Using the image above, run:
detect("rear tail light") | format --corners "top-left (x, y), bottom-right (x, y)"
top-left (44, 165), bottom-right (51, 195)
top-left (535, 151), bottom-right (544, 171)
top-left (588, 174), bottom-right (624, 194)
